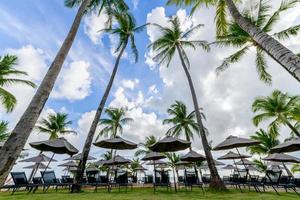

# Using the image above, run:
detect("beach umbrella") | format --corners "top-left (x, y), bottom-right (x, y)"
top-left (24, 163), bottom-right (51, 169)
top-left (64, 153), bottom-right (96, 161)
top-left (175, 160), bottom-right (191, 166)
top-left (202, 160), bottom-right (225, 167)
top-left (213, 135), bottom-right (260, 151)
top-left (58, 161), bottom-right (78, 167)
top-left (145, 160), bottom-right (167, 165)
top-left (263, 153), bottom-right (300, 177)
top-left (245, 165), bottom-right (258, 171)
top-left (30, 137), bottom-right (78, 155)
top-left (19, 154), bottom-right (57, 163)
top-left (263, 153), bottom-right (300, 163)
top-left (236, 158), bottom-right (254, 166)
top-left (102, 155), bottom-right (132, 166)
top-left (94, 159), bottom-right (110, 166)
top-left (270, 138), bottom-right (300, 153)
top-left (93, 136), bottom-right (137, 150)
top-left (29, 137), bottom-right (78, 178)
top-left (180, 151), bottom-right (206, 162)
top-left (218, 151), bottom-right (251, 160)
top-left (149, 136), bottom-right (191, 152)
top-left (141, 151), bottom-right (166, 161)
top-left (86, 165), bottom-right (100, 172)
top-left (133, 165), bottom-right (147, 171)
top-left (222, 164), bottom-right (238, 170)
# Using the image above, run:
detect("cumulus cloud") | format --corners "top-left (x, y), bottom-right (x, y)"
top-left (52, 60), bottom-right (92, 101)
top-left (84, 11), bottom-right (108, 45)
top-left (121, 79), bottom-right (139, 90)
top-left (144, 6), bottom-right (300, 152)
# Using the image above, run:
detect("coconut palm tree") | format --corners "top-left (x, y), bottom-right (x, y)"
top-left (96, 107), bottom-right (133, 141)
top-left (0, 55), bottom-right (35, 112)
top-left (167, 0), bottom-right (300, 83)
top-left (35, 112), bottom-right (76, 140)
top-left (0, 0), bottom-right (130, 186)
top-left (149, 16), bottom-right (225, 189)
top-left (165, 152), bottom-right (180, 192)
top-left (163, 101), bottom-right (205, 150)
top-left (134, 135), bottom-right (158, 157)
top-left (0, 121), bottom-right (9, 142)
top-left (252, 90), bottom-right (300, 138)
top-left (74, 12), bottom-right (147, 190)
top-left (247, 128), bottom-right (280, 155)
top-left (215, 0), bottom-right (300, 84)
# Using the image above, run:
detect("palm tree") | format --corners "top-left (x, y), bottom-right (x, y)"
top-left (247, 129), bottom-right (280, 155)
top-left (163, 101), bottom-right (203, 150)
top-left (0, 0), bottom-right (130, 186)
top-left (165, 152), bottom-right (180, 192)
top-left (0, 0), bottom-right (92, 185)
top-left (252, 90), bottom-right (300, 138)
top-left (0, 121), bottom-right (9, 141)
top-left (98, 151), bottom-right (112, 173)
top-left (134, 135), bottom-right (158, 157)
top-left (167, 0), bottom-right (300, 82)
top-left (0, 55), bottom-right (35, 112)
top-left (74, 12), bottom-right (147, 190)
top-left (96, 107), bottom-right (133, 141)
top-left (149, 16), bottom-right (225, 189)
top-left (35, 112), bottom-right (76, 140)
top-left (215, 0), bottom-right (300, 84)
top-left (291, 164), bottom-right (300, 174)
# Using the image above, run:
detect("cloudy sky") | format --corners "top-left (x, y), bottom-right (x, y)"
top-left (1, 0), bottom-right (300, 176)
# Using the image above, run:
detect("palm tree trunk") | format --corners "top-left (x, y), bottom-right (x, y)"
top-left (225, 0), bottom-right (300, 82)
top-left (0, 0), bottom-right (91, 187)
top-left (72, 39), bottom-right (128, 192)
top-left (172, 166), bottom-right (177, 192)
top-left (285, 120), bottom-right (300, 138)
top-left (176, 45), bottom-right (226, 190)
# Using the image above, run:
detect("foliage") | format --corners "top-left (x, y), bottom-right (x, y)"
top-left (215, 0), bottom-right (300, 84)
top-left (0, 55), bottom-right (36, 112)
top-left (252, 90), bottom-right (300, 137)
top-left (134, 135), bottom-right (157, 157)
top-left (96, 107), bottom-right (133, 140)
top-left (163, 101), bottom-right (202, 142)
top-left (35, 112), bottom-right (76, 140)
top-left (0, 121), bottom-right (10, 141)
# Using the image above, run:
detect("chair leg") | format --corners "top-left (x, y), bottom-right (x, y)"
top-left (271, 185), bottom-right (280, 195)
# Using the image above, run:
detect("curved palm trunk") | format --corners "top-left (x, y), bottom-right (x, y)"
top-left (225, 0), bottom-right (300, 82)
top-left (172, 166), bottom-right (177, 192)
top-left (176, 45), bottom-right (226, 190)
top-left (0, 0), bottom-right (91, 186)
top-left (72, 40), bottom-right (128, 192)
top-left (285, 120), bottom-right (300, 138)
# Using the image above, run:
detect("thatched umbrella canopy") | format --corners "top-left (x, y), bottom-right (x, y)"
top-left (65, 153), bottom-right (96, 161)
top-left (213, 135), bottom-right (260, 151)
top-left (102, 155), bottom-right (132, 166)
top-left (19, 154), bottom-right (57, 163)
top-left (58, 161), bottom-right (78, 167)
top-left (270, 138), bottom-right (300, 153)
top-left (236, 158), bottom-right (255, 166)
top-left (149, 136), bottom-right (191, 152)
top-left (217, 151), bottom-right (251, 160)
top-left (93, 136), bottom-right (137, 150)
top-left (141, 151), bottom-right (166, 161)
top-left (24, 163), bottom-right (50, 169)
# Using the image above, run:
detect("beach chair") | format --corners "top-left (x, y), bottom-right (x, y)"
top-left (184, 170), bottom-right (204, 193)
top-left (154, 170), bottom-right (171, 192)
top-left (112, 170), bottom-right (133, 192)
top-left (41, 171), bottom-right (70, 192)
top-left (1, 172), bottom-right (40, 194)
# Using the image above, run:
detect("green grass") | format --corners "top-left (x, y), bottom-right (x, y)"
top-left (0, 187), bottom-right (298, 200)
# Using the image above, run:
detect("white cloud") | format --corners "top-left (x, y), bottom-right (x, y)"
top-left (132, 0), bottom-right (140, 10)
top-left (148, 84), bottom-right (158, 94)
top-left (121, 79), bottom-right (139, 90)
top-left (83, 11), bottom-right (108, 45)
top-left (52, 60), bottom-right (92, 101)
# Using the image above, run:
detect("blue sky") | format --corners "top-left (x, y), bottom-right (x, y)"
top-left (1, 0), bottom-right (300, 177)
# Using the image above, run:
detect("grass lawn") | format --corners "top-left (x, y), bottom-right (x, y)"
top-left (0, 187), bottom-right (299, 200)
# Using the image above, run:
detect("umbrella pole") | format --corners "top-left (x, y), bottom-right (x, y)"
top-left (235, 148), bottom-right (252, 180)
top-left (282, 162), bottom-right (293, 177)
top-left (42, 153), bottom-right (55, 176)
top-left (233, 159), bottom-right (241, 177)
top-left (29, 162), bottom-right (41, 182)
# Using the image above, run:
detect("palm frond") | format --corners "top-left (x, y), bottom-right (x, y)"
top-left (216, 45), bottom-right (250, 75)
top-left (273, 25), bottom-right (300, 40)
top-left (215, 0), bottom-right (228, 37)
top-left (0, 87), bottom-right (17, 112)
top-left (255, 48), bottom-right (272, 84)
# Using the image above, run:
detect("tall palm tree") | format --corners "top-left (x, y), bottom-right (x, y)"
top-left (35, 112), bottom-right (76, 140)
top-left (167, 0), bottom-right (300, 83)
top-left (134, 135), bottom-right (158, 157)
top-left (0, 55), bottom-right (35, 112)
top-left (149, 16), bottom-right (225, 189)
top-left (0, 121), bottom-right (9, 142)
top-left (215, 0), bottom-right (300, 84)
top-left (96, 107), bottom-right (133, 141)
top-left (0, 0), bottom-right (93, 185)
top-left (74, 12), bottom-right (147, 190)
top-left (165, 152), bottom-right (180, 192)
top-left (247, 128), bottom-right (280, 155)
top-left (252, 90), bottom-right (300, 138)
top-left (163, 101), bottom-right (203, 150)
